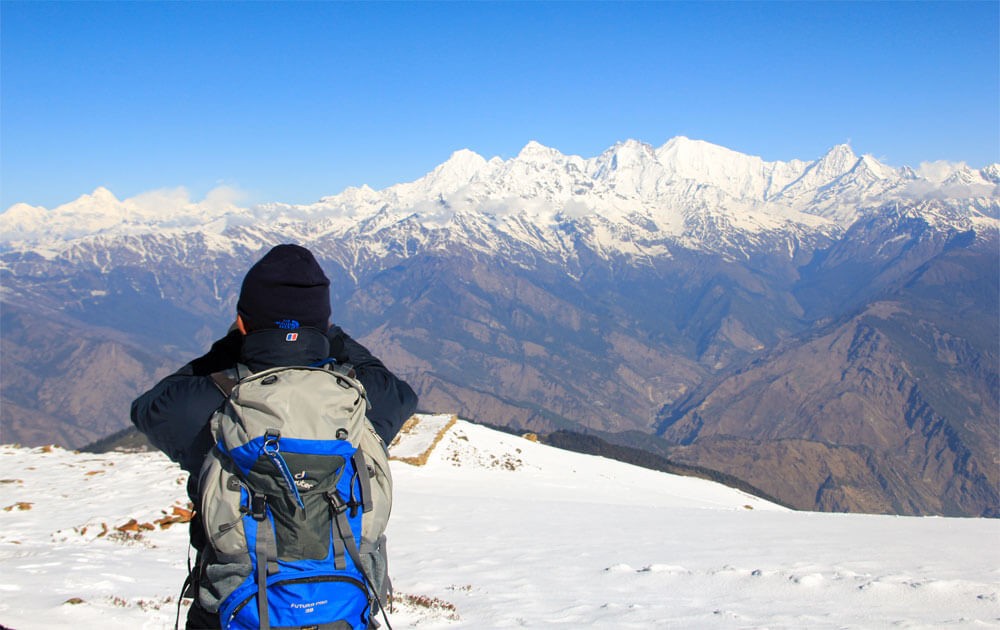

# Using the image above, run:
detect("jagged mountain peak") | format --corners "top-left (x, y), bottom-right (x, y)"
top-left (843, 153), bottom-right (895, 184)
top-left (423, 148), bottom-right (490, 188)
top-left (944, 167), bottom-right (981, 186)
top-left (592, 139), bottom-right (659, 177)
top-left (815, 143), bottom-right (859, 175)
top-left (316, 184), bottom-right (379, 205)
top-left (611, 138), bottom-right (657, 153)
top-left (516, 140), bottom-right (565, 161)
top-left (857, 154), bottom-right (894, 176)
top-left (981, 164), bottom-right (1000, 184)
top-left (602, 138), bottom-right (657, 158)
top-left (771, 143), bottom-right (869, 208)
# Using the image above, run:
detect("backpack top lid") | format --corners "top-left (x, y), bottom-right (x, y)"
top-left (212, 363), bottom-right (370, 477)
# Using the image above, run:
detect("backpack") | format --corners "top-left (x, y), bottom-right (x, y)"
top-left (195, 361), bottom-right (393, 630)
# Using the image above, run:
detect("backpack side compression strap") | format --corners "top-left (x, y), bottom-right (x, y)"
top-left (252, 496), bottom-right (279, 630)
top-left (328, 492), bottom-right (392, 630)
top-left (351, 452), bottom-right (374, 514)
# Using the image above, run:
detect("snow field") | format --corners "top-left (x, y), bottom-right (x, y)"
top-left (388, 421), bottom-right (1000, 628)
top-left (0, 417), bottom-right (998, 628)
top-left (0, 446), bottom-right (193, 629)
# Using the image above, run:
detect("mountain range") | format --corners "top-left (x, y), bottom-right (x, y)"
top-left (1, 137), bottom-right (997, 516)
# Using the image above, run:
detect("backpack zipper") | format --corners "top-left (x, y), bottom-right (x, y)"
top-left (227, 574), bottom-right (368, 622)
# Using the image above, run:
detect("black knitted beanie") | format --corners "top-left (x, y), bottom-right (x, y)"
top-left (237, 244), bottom-right (331, 331)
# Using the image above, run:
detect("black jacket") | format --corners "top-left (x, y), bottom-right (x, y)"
top-left (131, 325), bottom-right (418, 480)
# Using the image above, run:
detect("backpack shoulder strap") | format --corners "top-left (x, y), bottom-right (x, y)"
top-left (209, 371), bottom-right (238, 396)
top-left (209, 365), bottom-right (249, 396)
top-left (312, 357), bottom-right (357, 379)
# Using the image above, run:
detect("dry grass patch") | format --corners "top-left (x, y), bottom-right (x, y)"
top-left (390, 415), bottom-right (457, 466)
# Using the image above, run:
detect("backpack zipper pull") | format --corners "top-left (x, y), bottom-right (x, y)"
top-left (261, 429), bottom-right (306, 511)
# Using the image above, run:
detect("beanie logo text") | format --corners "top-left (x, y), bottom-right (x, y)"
top-left (275, 319), bottom-right (301, 330)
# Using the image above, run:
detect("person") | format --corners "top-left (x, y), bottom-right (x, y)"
top-left (131, 243), bottom-right (418, 629)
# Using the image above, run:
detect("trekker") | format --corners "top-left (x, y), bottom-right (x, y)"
top-left (131, 243), bottom-right (418, 629)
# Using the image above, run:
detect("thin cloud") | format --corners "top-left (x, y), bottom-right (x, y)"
top-left (125, 185), bottom-right (249, 222)
top-left (915, 160), bottom-right (967, 183)
top-left (901, 161), bottom-right (997, 200)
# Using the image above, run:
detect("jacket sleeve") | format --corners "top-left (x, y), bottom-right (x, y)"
top-left (131, 331), bottom-right (240, 472)
top-left (328, 325), bottom-right (418, 445)
top-left (130, 364), bottom-right (225, 474)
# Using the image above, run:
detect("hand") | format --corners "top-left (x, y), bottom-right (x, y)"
top-left (188, 329), bottom-right (243, 375)
top-left (326, 325), bottom-right (349, 363)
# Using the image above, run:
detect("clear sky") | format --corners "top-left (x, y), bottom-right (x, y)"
top-left (2, 1), bottom-right (998, 209)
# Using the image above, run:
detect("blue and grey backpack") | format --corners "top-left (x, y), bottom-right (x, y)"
top-left (195, 362), bottom-right (393, 630)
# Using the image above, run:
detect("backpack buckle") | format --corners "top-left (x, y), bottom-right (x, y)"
top-left (325, 491), bottom-right (347, 514)
top-left (251, 494), bottom-right (268, 521)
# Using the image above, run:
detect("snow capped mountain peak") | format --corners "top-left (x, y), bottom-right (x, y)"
top-left (656, 136), bottom-right (762, 179)
top-left (3, 186), bottom-right (132, 246)
top-left (857, 154), bottom-right (894, 178)
top-left (771, 143), bottom-right (865, 207)
top-left (516, 140), bottom-right (565, 162)
top-left (839, 153), bottom-right (895, 187)
top-left (0, 184), bottom-right (254, 251)
top-left (826, 142), bottom-right (856, 158)
top-left (942, 164), bottom-right (986, 186)
top-left (441, 148), bottom-right (488, 171)
top-left (614, 138), bottom-right (656, 152)
top-left (602, 138), bottom-right (657, 161)
top-left (68, 186), bottom-right (121, 207)
top-left (658, 135), bottom-right (731, 159)
top-left (57, 186), bottom-right (124, 213)
top-left (421, 148), bottom-right (490, 191)
top-left (815, 143), bottom-right (859, 176)
top-left (0, 202), bottom-right (48, 236)
top-left (316, 184), bottom-right (378, 205)
top-left (659, 134), bottom-right (694, 149)
top-left (894, 161), bottom-right (998, 200)
top-left (592, 139), bottom-right (658, 178)
top-left (982, 164), bottom-right (1000, 184)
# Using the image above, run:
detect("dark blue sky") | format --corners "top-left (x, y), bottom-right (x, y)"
top-left (2, 1), bottom-right (998, 209)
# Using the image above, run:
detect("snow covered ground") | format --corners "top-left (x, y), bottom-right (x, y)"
top-left (1, 414), bottom-right (998, 629)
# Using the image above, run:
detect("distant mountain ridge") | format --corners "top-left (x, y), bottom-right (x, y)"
top-left (4, 137), bottom-right (996, 254)
top-left (1, 137), bottom-right (997, 516)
